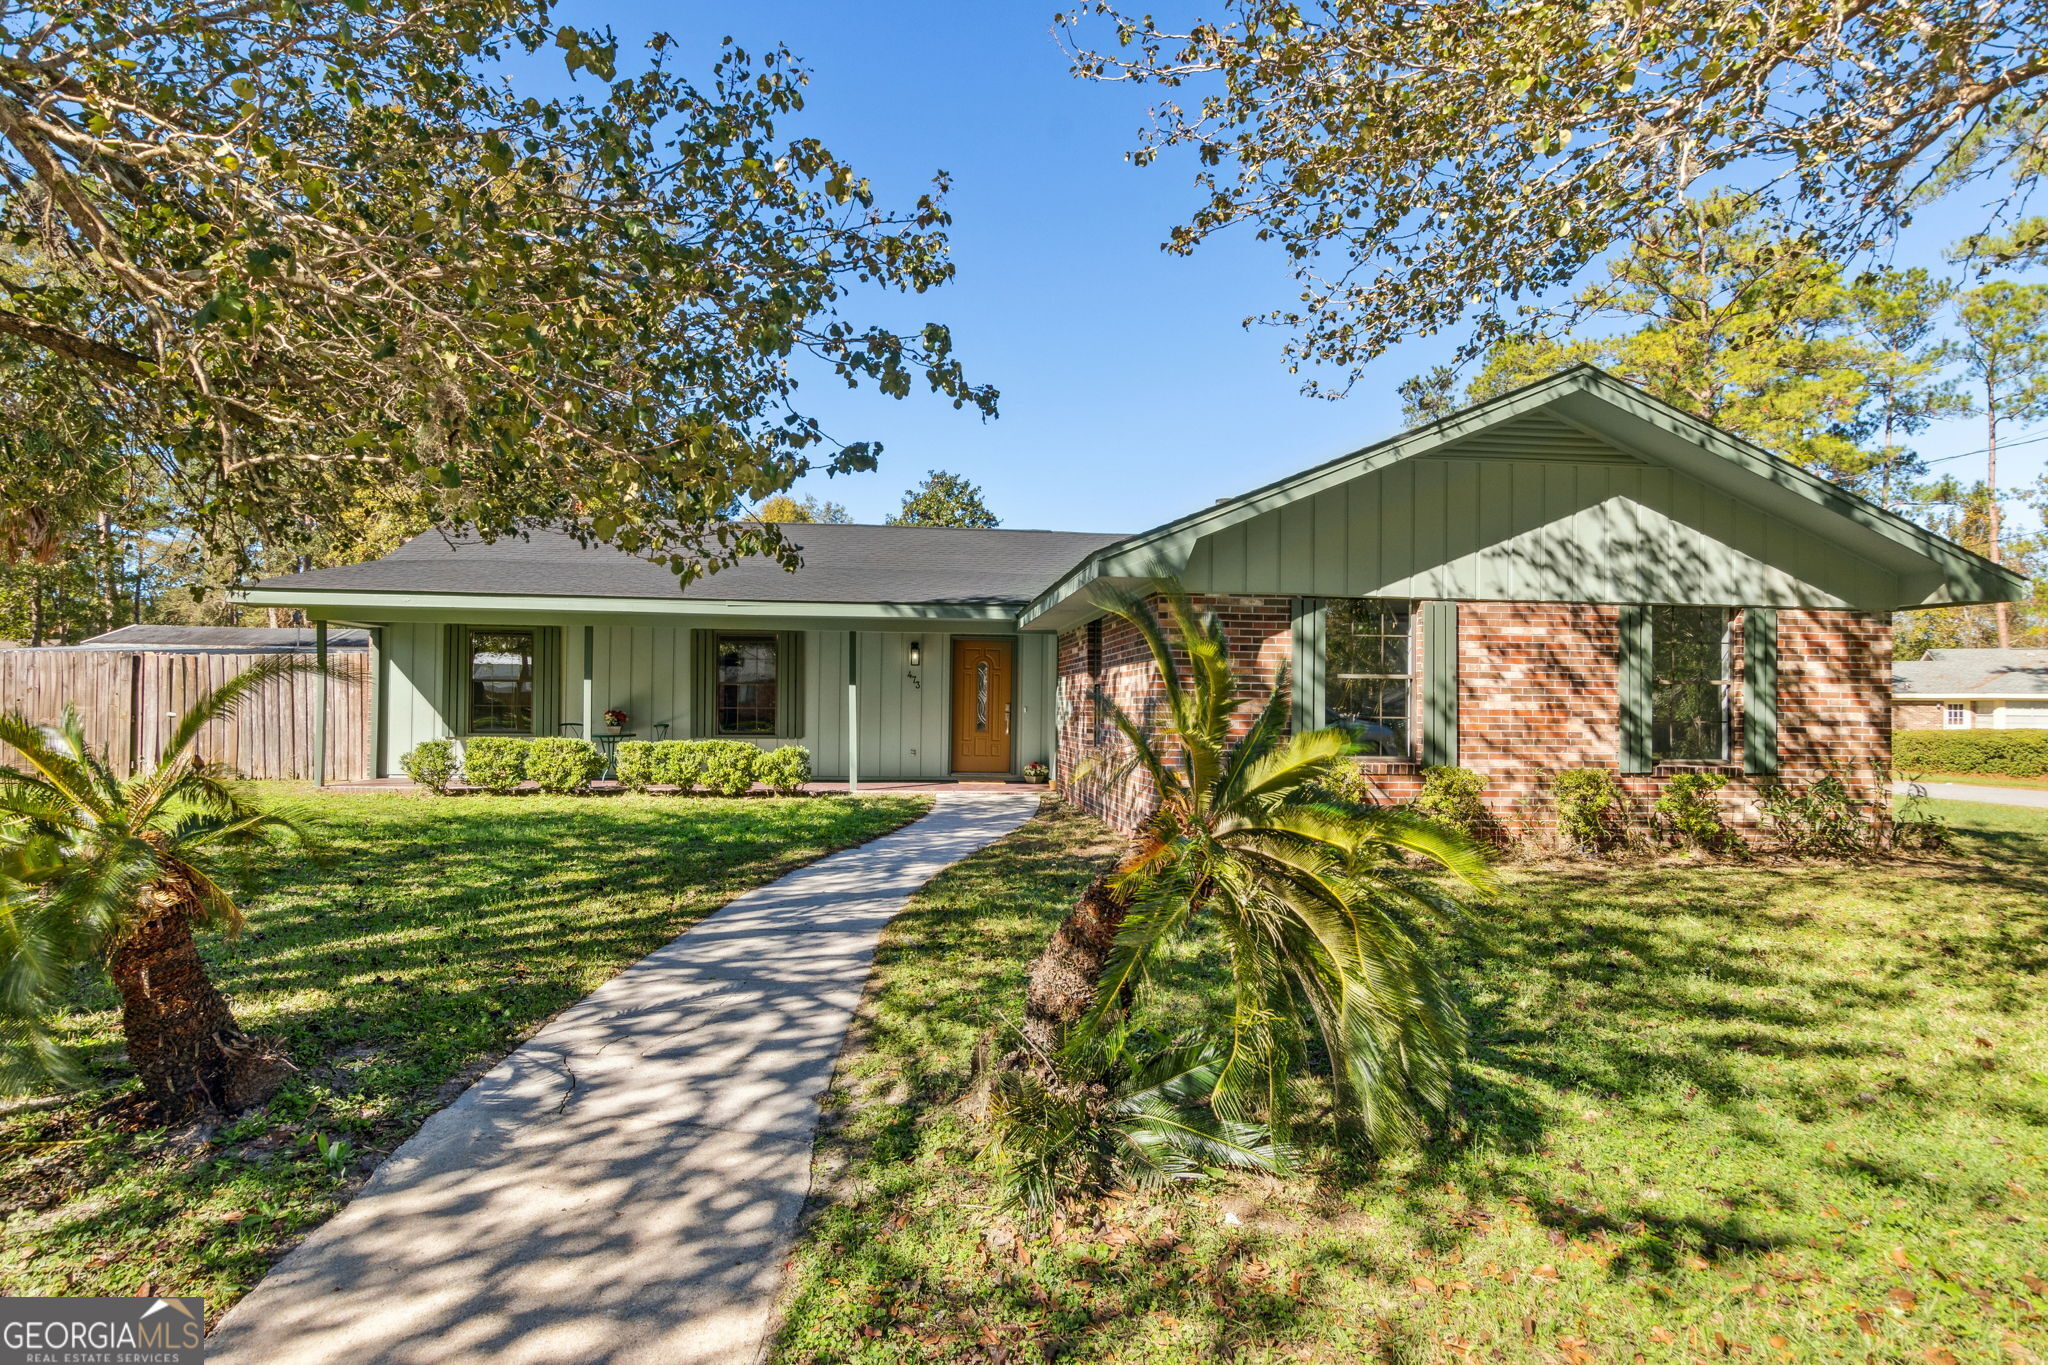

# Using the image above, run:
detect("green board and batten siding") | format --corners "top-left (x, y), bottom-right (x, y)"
top-left (373, 619), bottom-right (1051, 781)
top-left (1181, 450), bottom-right (1899, 610)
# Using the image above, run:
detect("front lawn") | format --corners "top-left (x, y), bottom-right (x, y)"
top-left (775, 799), bottom-right (2048, 1364)
top-left (0, 787), bottom-right (929, 1314)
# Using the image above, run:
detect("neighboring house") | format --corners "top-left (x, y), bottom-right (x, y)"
top-left (77, 625), bottom-right (371, 653)
top-left (1893, 649), bottom-right (2048, 731)
top-left (240, 367), bottom-right (2027, 827)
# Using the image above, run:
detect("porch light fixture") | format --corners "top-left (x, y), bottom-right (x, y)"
top-left (907, 640), bottom-right (922, 667)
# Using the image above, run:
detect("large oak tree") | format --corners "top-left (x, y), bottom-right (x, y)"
top-left (1062, 0), bottom-right (2048, 387)
top-left (0, 1), bottom-right (994, 581)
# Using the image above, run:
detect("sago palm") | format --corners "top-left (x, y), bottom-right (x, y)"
top-left (1013, 584), bottom-right (1497, 1165)
top-left (0, 658), bottom-right (320, 1118)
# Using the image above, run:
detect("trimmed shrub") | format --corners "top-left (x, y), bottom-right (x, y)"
top-left (1653, 772), bottom-right (1737, 852)
top-left (526, 738), bottom-right (606, 794)
top-left (614, 739), bottom-right (661, 791)
top-left (608, 739), bottom-right (766, 795)
top-left (1551, 768), bottom-right (1626, 853)
top-left (401, 740), bottom-right (457, 794)
top-left (1893, 728), bottom-right (2048, 778)
top-left (757, 745), bottom-right (812, 794)
top-left (656, 741), bottom-right (711, 792)
top-left (1412, 765), bottom-right (1489, 836)
top-left (695, 740), bottom-right (762, 796)
top-left (1305, 759), bottom-right (1378, 806)
top-left (461, 737), bottom-right (529, 794)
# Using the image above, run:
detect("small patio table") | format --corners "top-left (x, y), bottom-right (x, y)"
top-left (592, 731), bottom-right (634, 779)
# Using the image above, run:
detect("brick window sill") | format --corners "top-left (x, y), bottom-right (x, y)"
top-left (1353, 759), bottom-right (1422, 775)
top-left (1651, 760), bottom-right (1743, 776)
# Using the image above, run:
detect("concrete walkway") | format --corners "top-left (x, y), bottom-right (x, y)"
top-left (1894, 779), bottom-right (2048, 810)
top-left (209, 792), bottom-right (1042, 1365)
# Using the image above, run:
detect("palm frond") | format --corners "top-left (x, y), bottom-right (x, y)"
top-left (0, 709), bottom-right (113, 823)
top-left (1211, 673), bottom-right (1296, 811)
top-left (0, 869), bottom-right (89, 1095)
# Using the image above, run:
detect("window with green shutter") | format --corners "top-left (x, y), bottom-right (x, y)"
top-left (1293, 597), bottom-right (1455, 762)
top-left (442, 625), bottom-right (560, 736)
top-left (1620, 606), bottom-right (1738, 771)
top-left (1324, 599), bottom-right (1414, 757)
top-left (690, 630), bottom-right (805, 739)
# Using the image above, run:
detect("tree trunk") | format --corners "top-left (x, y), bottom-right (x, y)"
top-left (1986, 382), bottom-right (2011, 648)
top-left (104, 877), bottom-right (289, 1120)
top-left (97, 511), bottom-right (118, 634)
top-left (1016, 831), bottom-right (1163, 1059)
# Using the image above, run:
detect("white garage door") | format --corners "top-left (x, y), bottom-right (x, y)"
top-left (2002, 703), bottom-right (2048, 729)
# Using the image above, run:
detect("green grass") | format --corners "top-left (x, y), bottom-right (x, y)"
top-left (0, 786), bottom-right (929, 1314)
top-left (774, 799), bottom-right (2048, 1364)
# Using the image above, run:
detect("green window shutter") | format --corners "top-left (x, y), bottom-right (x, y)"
top-left (533, 627), bottom-right (561, 736)
top-left (1742, 608), bottom-right (1779, 776)
top-left (775, 630), bottom-right (805, 739)
top-left (1290, 597), bottom-right (1324, 734)
top-left (689, 628), bottom-right (714, 738)
top-left (442, 624), bottom-right (467, 736)
top-left (1422, 600), bottom-right (1459, 767)
top-left (1618, 605), bottom-right (1653, 775)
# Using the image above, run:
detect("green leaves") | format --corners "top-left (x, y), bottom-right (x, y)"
top-left (0, 8), bottom-right (994, 585)
top-left (1063, 0), bottom-right (2048, 391)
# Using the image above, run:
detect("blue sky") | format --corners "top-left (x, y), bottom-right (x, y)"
top-left (534, 2), bottom-right (2048, 536)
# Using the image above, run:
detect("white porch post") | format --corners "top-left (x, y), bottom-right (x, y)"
top-left (581, 624), bottom-right (594, 738)
top-left (846, 629), bottom-right (860, 793)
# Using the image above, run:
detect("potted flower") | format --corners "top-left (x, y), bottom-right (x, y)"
top-left (1023, 760), bottom-right (1050, 785)
top-left (603, 708), bottom-right (629, 734)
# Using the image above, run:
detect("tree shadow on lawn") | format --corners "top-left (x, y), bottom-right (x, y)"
top-left (0, 794), bottom-right (927, 1302)
top-left (772, 808), bottom-right (2047, 1361)
top-left (1322, 823), bottom-right (2048, 1270)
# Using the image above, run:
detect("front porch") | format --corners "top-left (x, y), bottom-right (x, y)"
top-left (301, 613), bottom-right (1058, 786)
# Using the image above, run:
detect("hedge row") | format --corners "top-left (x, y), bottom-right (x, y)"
top-left (614, 739), bottom-right (810, 795)
top-left (398, 737), bottom-right (814, 795)
top-left (1893, 728), bottom-right (2048, 778)
top-left (401, 737), bottom-right (608, 794)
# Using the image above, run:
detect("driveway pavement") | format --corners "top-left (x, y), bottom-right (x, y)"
top-left (208, 791), bottom-right (1043, 1365)
top-left (1894, 779), bottom-right (2048, 810)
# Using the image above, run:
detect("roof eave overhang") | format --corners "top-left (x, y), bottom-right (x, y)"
top-left (1894, 692), bottom-right (2048, 700)
top-left (232, 586), bottom-right (1024, 623)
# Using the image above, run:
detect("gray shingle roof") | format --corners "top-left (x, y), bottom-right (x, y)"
top-left (77, 625), bottom-right (370, 651)
top-left (1892, 648), bottom-right (2048, 697)
top-left (248, 524), bottom-right (1131, 606)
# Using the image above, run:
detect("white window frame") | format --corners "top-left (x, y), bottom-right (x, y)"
top-left (1943, 702), bottom-right (1971, 729)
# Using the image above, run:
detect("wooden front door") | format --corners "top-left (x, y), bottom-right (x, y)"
top-left (951, 639), bottom-right (1014, 774)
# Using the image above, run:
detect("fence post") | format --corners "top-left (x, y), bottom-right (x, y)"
top-left (127, 652), bottom-right (142, 776)
top-left (315, 621), bottom-right (328, 788)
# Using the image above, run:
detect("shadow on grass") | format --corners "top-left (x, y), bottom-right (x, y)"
top-left (776, 798), bottom-right (2048, 1361)
top-left (0, 791), bottom-right (929, 1306)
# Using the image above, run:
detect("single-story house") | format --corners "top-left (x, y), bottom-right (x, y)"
top-left (77, 624), bottom-right (371, 653)
top-left (239, 367), bottom-right (2027, 828)
top-left (1893, 649), bottom-right (2048, 731)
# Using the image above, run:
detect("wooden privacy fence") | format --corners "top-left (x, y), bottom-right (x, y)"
top-left (0, 648), bottom-right (371, 781)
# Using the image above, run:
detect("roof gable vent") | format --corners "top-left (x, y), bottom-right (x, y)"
top-left (1428, 407), bottom-right (1643, 465)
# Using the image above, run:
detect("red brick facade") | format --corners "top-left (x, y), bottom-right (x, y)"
top-left (1054, 595), bottom-right (1893, 841)
top-left (1053, 595), bottom-right (1293, 832)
